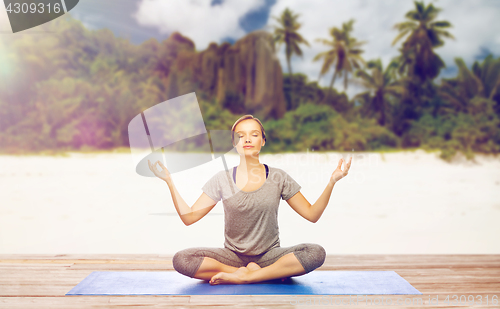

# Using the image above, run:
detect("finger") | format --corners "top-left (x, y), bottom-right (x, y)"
top-left (337, 159), bottom-right (343, 169)
top-left (152, 162), bottom-right (161, 175)
top-left (158, 162), bottom-right (170, 175)
top-left (156, 162), bottom-right (164, 171)
top-left (157, 161), bottom-right (168, 170)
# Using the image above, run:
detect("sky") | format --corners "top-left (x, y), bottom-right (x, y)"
top-left (1, 0), bottom-right (499, 98)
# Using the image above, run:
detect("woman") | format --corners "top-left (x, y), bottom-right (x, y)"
top-left (148, 115), bottom-right (352, 285)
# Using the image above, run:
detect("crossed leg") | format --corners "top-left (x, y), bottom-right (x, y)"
top-left (202, 252), bottom-right (306, 285)
top-left (174, 244), bottom-right (325, 285)
top-left (192, 257), bottom-right (240, 281)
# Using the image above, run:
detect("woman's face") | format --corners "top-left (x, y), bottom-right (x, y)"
top-left (233, 119), bottom-right (265, 156)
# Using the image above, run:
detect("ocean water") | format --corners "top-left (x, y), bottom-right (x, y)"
top-left (1, 150), bottom-right (499, 255)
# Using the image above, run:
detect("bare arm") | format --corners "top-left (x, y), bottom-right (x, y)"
top-left (286, 157), bottom-right (352, 223)
top-left (165, 179), bottom-right (217, 226)
top-left (149, 160), bottom-right (217, 226)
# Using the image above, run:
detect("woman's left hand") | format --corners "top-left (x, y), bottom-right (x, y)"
top-left (330, 157), bottom-right (352, 184)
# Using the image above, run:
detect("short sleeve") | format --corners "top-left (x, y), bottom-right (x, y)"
top-left (202, 172), bottom-right (222, 202)
top-left (281, 171), bottom-right (301, 201)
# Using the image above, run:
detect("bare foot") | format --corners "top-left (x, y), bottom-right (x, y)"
top-left (246, 262), bottom-right (289, 282)
top-left (209, 266), bottom-right (249, 285)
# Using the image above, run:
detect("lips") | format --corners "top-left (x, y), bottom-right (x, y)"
top-left (243, 146), bottom-right (254, 148)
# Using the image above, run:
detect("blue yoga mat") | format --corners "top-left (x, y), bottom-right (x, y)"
top-left (66, 271), bottom-right (422, 295)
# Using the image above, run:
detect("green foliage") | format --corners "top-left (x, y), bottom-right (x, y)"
top-left (199, 99), bottom-right (236, 131)
top-left (354, 59), bottom-right (405, 126)
top-left (0, 7), bottom-right (499, 162)
top-left (314, 19), bottom-right (365, 93)
top-left (282, 73), bottom-right (325, 110)
top-left (272, 8), bottom-right (310, 108)
top-left (220, 91), bottom-right (245, 114)
top-left (407, 106), bottom-right (500, 161)
top-left (272, 8), bottom-right (310, 62)
top-left (392, 0), bottom-right (454, 82)
top-left (439, 56), bottom-right (500, 115)
top-left (262, 103), bottom-right (399, 153)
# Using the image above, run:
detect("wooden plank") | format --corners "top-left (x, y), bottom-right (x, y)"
top-left (0, 255), bottom-right (498, 308)
top-left (2, 295), bottom-right (497, 308)
top-left (0, 285), bottom-right (84, 297)
top-left (0, 270), bottom-right (91, 278)
top-left (0, 263), bottom-right (73, 267)
top-left (0, 296), bottom-right (112, 309)
top-left (189, 295), bottom-right (255, 304)
top-left (0, 254), bottom-right (161, 259)
top-left (66, 264), bottom-right (174, 270)
top-left (0, 265), bottom-right (73, 270)
top-left (321, 264), bottom-right (500, 269)
top-left (108, 296), bottom-right (191, 305)
top-left (246, 294), bottom-right (500, 307)
top-left (0, 259), bottom-right (171, 264)
top-left (2, 254), bottom-right (497, 262)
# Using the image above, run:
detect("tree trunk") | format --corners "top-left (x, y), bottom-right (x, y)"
top-left (376, 90), bottom-right (385, 126)
top-left (325, 69), bottom-right (339, 103)
top-left (287, 56), bottom-right (294, 110)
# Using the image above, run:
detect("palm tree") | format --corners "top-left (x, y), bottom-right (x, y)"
top-left (439, 56), bottom-right (500, 115)
top-left (354, 59), bottom-right (406, 126)
top-left (313, 19), bottom-right (365, 98)
top-left (272, 8), bottom-right (310, 108)
top-left (392, 1), bottom-right (454, 82)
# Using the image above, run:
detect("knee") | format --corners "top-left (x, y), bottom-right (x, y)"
top-left (308, 243), bottom-right (326, 269)
top-left (296, 243), bottom-right (326, 272)
top-left (172, 249), bottom-right (203, 278)
top-left (172, 250), bottom-right (188, 275)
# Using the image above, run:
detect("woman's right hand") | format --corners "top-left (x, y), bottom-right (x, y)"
top-left (148, 160), bottom-right (172, 183)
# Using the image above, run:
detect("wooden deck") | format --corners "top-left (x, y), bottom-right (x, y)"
top-left (0, 254), bottom-right (499, 308)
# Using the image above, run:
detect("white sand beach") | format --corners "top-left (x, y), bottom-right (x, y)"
top-left (0, 149), bottom-right (499, 255)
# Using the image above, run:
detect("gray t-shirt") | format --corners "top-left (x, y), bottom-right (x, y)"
top-left (202, 166), bottom-right (301, 255)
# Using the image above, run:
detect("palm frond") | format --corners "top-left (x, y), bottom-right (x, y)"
top-left (315, 38), bottom-right (333, 46)
top-left (433, 29), bottom-right (455, 40)
top-left (392, 29), bottom-right (410, 46)
top-left (394, 21), bottom-right (417, 32)
top-left (431, 21), bottom-right (452, 28)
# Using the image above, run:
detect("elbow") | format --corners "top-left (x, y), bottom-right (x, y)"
top-left (309, 207), bottom-right (319, 223)
top-left (181, 213), bottom-right (194, 226)
top-left (309, 211), bottom-right (320, 223)
top-left (308, 213), bottom-right (319, 223)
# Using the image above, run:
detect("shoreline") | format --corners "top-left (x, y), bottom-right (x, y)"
top-left (0, 146), bottom-right (498, 161)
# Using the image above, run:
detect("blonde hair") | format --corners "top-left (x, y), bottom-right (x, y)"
top-left (231, 115), bottom-right (266, 146)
